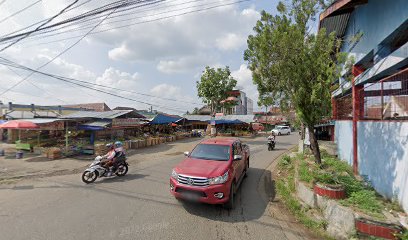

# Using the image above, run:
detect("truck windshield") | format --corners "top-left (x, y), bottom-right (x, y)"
top-left (190, 144), bottom-right (231, 161)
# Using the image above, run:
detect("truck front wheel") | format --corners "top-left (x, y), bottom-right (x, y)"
top-left (244, 159), bottom-right (249, 178)
top-left (224, 182), bottom-right (235, 210)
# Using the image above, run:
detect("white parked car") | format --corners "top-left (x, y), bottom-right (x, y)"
top-left (271, 126), bottom-right (291, 135)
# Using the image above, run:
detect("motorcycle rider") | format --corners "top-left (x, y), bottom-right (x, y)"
top-left (267, 132), bottom-right (276, 141)
top-left (111, 141), bottom-right (126, 173)
top-left (101, 143), bottom-right (116, 176)
top-left (267, 132), bottom-right (276, 149)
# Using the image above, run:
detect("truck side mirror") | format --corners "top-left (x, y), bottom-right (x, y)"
top-left (183, 151), bottom-right (190, 156)
top-left (233, 155), bottom-right (242, 161)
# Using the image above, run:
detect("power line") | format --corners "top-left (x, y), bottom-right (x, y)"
top-left (0, 0), bottom-right (115, 98)
top-left (0, 0), bottom-right (42, 24)
top-left (18, 0), bottom-right (201, 40)
top-left (0, 57), bottom-right (203, 106)
top-left (0, 58), bottom-right (199, 113)
top-left (0, 0), bottom-right (250, 46)
top-left (0, 0), bottom-right (93, 38)
top-left (26, 0), bottom-right (251, 46)
top-left (0, 0), bottom-right (7, 7)
top-left (0, 0), bottom-right (80, 52)
top-left (0, 0), bottom-right (162, 43)
top-left (3, 64), bottom-right (69, 104)
top-left (20, 0), bottom-right (230, 42)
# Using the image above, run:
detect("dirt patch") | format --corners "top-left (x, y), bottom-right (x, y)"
top-left (165, 151), bottom-right (184, 156)
top-left (25, 157), bottom-right (53, 162)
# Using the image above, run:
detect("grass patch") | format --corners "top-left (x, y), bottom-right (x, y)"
top-left (396, 230), bottom-right (408, 240)
top-left (287, 152), bottom-right (397, 220)
top-left (278, 154), bottom-right (292, 168)
top-left (276, 179), bottom-right (328, 232)
top-left (340, 190), bottom-right (385, 219)
top-left (276, 154), bottom-right (332, 239)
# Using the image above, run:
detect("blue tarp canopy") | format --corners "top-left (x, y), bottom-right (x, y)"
top-left (149, 114), bottom-right (183, 125)
top-left (78, 125), bottom-right (105, 131)
top-left (211, 119), bottom-right (243, 125)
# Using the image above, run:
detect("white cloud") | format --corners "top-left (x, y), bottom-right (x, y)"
top-left (156, 54), bottom-right (215, 74)
top-left (101, 2), bottom-right (261, 64)
top-left (216, 33), bottom-right (246, 51)
top-left (96, 67), bottom-right (140, 89)
top-left (150, 83), bottom-right (182, 98)
top-left (231, 64), bottom-right (258, 104)
top-left (0, 1), bottom-right (264, 114)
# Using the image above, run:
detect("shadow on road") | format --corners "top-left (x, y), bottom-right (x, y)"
top-left (179, 167), bottom-right (275, 223)
top-left (93, 173), bottom-right (148, 184)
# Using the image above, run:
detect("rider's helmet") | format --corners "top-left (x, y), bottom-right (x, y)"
top-left (114, 141), bottom-right (123, 148)
top-left (105, 143), bottom-right (114, 149)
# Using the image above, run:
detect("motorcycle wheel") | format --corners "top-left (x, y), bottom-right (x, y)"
top-left (268, 146), bottom-right (272, 151)
top-left (82, 171), bottom-right (97, 184)
top-left (115, 164), bottom-right (128, 177)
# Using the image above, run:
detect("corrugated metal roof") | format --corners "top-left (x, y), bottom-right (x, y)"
top-left (61, 110), bottom-right (133, 119)
top-left (320, 12), bottom-right (351, 39)
top-left (23, 118), bottom-right (66, 124)
top-left (4, 111), bottom-right (60, 119)
top-left (182, 115), bottom-right (212, 121)
top-left (183, 115), bottom-right (255, 124)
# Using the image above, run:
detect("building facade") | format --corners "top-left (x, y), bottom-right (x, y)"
top-left (320, 0), bottom-right (408, 212)
top-left (221, 90), bottom-right (253, 115)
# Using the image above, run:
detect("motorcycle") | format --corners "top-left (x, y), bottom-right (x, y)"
top-left (81, 155), bottom-right (129, 184)
top-left (267, 139), bottom-right (275, 151)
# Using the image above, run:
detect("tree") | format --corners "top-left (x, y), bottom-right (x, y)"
top-left (196, 66), bottom-right (237, 113)
top-left (244, 0), bottom-right (346, 164)
top-left (192, 107), bottom-right (199, 115)
top-left (258, 93), bottom-right (275, 110)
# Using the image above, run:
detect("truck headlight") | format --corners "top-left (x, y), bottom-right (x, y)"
top-left (171, 169), bottom-right (178, 179)
top-left (209, 171), bottom-right (229, 185)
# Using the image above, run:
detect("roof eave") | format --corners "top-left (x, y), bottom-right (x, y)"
top-left (319, 0), bottom-right (368, 22)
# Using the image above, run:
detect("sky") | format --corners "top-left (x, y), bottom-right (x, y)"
top-left (0, 0), bottom-right (282, 114)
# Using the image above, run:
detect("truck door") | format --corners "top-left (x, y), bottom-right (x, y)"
top-left (233, 142), bottom-right (244, 179)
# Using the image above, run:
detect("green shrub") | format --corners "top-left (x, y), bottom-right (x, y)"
top-left (337, 175), bottom-right (366, 196)
top-left (322, 157), bottom-right (353, 175)
top-left (396, 230), bottom-right (408, 240)
top-left (314, 171), bottom-right (339, 185)
top-left (341, 190), bottom-right (384, 217)
top-left (279, 155), bottom-right (292, 168)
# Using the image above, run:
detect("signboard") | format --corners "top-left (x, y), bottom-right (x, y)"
top-left (112, 118), bottom-right (143, 127)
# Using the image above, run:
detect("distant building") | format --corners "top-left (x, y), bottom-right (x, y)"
top-left (246, 98), bottom-right (254, 115)
top-left (62, 102), bottom-right (111, 112)
top-left (321, 0), bottom-right (408, 213)
top-left (0, 102), bottom-right (85, 119)
top-left (220, 90), bottom-right (253, 115)
top-left (197, 106), bottom-right (211, 115)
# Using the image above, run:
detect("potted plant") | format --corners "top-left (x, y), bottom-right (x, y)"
top-left (313, 172), bottom-right (346, 199)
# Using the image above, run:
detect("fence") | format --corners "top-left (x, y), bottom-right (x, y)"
top-left (335, 93), bottom-right (353, 120)
top-left (360, 68), bottom-right (408, 120)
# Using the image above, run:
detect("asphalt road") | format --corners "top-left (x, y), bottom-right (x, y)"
top-left (0, 134), bottom-right (316, 240)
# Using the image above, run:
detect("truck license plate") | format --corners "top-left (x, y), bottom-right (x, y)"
top-left (182, 192), bottom-right (199, 201)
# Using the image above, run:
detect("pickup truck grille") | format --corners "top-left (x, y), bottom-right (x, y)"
top-left (177, 174), bottom-right (209, 187)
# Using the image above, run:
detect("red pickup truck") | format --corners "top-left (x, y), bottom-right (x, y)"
top-left (170, 138), bottom-right (250, 209)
